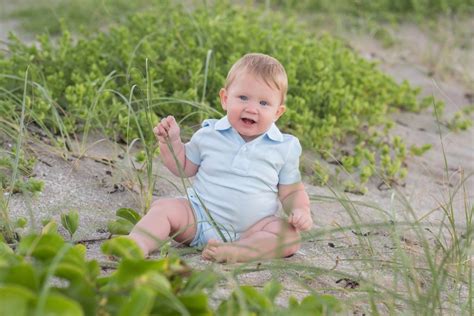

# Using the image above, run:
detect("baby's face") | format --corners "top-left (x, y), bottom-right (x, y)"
top-left (219, 72), bottom-right (286, 142)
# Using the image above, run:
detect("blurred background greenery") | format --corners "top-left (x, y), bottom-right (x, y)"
top-left (2, 0), bottom-right (473, 35)
top-left (0, 0), bottom-right (472, 191)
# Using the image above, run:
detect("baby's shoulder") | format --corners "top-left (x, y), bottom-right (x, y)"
top-left (272, 133), bottom-right (302, 158)
top-left (196, 119), bottom-right (219, 136)
top-left (279, 133), bottom-right (301, 147)
top-left (190, 119), bottom-right (218, 142)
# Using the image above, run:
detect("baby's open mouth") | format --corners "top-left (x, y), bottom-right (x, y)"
top-left (241, 118), bottom-right (256, 125)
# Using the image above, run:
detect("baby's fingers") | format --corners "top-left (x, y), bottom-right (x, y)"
top-left (166, 115), bottom-right (177, 125)
top-left (155, 116), bottom-right (174, 133)
top-left (289, 212), bottom-right (313, 231)
top-left (153, 125), bottom-right (168, 142)
top-left (289, 213), bottom-right (302, 227)
top-left (159, 117), bottom-right (170, 131)
top-left (162, 116), bottom-right (180, 140)
top-left (299, 218), bottom-right (313, 231)
top-left (157, 125), bottom-right (167, 137)
top-left (162, 115), bottom-right (177, 130)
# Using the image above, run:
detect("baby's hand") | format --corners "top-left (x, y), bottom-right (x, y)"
top-left (153, 115), bottom-right (180, 144)
top-left (288, 208), bottom-right (313, 231)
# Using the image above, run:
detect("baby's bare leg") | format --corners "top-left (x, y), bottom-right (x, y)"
top-left (202, 216), bottom-right (300, 263)
top-left (129, 198), bottom-right (196, 256)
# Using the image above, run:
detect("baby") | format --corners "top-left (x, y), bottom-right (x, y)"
top-left (129, 53), bottom-right (313, 262)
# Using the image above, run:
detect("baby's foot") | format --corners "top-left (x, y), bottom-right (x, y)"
top-left (202, 239), bottom-right (238, 263)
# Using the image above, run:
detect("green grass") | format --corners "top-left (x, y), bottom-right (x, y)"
top-left (0, 67), bottom-right (29, 243)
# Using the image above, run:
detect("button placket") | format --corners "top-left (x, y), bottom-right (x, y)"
top-left (232, 144), bottom-right (250, 173)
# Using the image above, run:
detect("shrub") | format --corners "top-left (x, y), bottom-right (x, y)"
top-left (0, 1), bottom-right (434, 183)
top-left (268, 0), bottom-right (474, 18)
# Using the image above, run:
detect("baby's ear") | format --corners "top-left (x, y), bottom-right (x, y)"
top-left (274, 104), bottom-right (286, 120)
top-left (219, 88), bottom-right (228, 110)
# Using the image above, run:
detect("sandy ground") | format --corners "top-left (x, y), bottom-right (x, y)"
top-left (2, 13), bottom-right (473, 314)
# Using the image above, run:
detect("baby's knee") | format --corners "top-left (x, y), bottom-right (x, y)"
top-left (148, 198), bottom-right (179, 215)
top-left (150, 198), bottom-right (171, 210)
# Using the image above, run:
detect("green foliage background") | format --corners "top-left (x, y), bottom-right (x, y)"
top-left (270, 0), bottom-right (474, 18)
top-left (6, 0), bottom-right (154, 34)
top-left (1, 1), bottom-right (438, 186)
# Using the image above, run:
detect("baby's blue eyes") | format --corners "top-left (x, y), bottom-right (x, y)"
top-left (238, 96), bottom-right (269, 106)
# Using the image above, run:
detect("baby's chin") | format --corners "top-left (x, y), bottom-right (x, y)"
top-left (238, 130), bottom-right (262, 142)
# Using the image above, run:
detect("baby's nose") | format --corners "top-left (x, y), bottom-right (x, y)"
top-left (245, 103), bottom-right (259, 113)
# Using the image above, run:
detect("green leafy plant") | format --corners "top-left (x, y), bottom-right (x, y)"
top-left (60, 210), bottom-right (79, 240)
top-left (0, 231), bottom-right (344, 315)
top-left (447, 105), bottom-right (474, 132)
top-left (134, 150), bottom-right (147, 163)
top-left (410, 143), bottom-right (433, 156)
top-left (0, 232), bottom-right (215, 315)
top-left (374, 25), bottom-right (396, 48)
top-left (107, 207), bottom-right (142, 235)
top-left (217, 280), bottom-right (341, 315)
top-left (0, 147), bottom-right (40, 193)
top-left (14, 217), bottom-right (27, 229)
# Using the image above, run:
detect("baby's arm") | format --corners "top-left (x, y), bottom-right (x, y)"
top-left (278, 182), bottom-right (313, 231)
top-left (154, 115), bottom-right (199, 177)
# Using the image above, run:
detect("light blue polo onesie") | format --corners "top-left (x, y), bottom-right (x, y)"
top-left (184, 116), bottom-right (302, 247)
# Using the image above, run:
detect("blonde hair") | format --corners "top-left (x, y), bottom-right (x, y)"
top-left (224, 53), bottom-right (288, 105)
